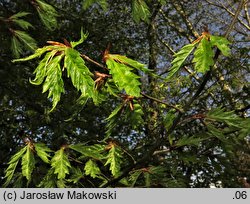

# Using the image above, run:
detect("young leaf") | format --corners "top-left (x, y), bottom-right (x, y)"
top-left (69, 144), bottom-right (105, 159)
top-left (132, 0), bottom-right (151, 23)
top-left (104, 143), bottom-right (123, 177)
top-left (210, 35), bottom-right (231, 56)
top-left (21, 143), bottom-right (35, 181)
top-left (11, 36), bottom-right (23, 58)
top-left (10, 12), bottom-right (30, 19)
top-left (9, 12), bottom-right (34, 30)
top-left (175, 136), bottom-right (205, 147)
top-left (4, 146), bottom-right (27, 187)
top-left (192, 38), bottom-right (214, 73)
top-left (35, 0), bottom-right (58, 31)
top-left (38, 168), bottom-right (57, 187)
top-left (12, 46), bottom-right (52, 62)
top-left (167, 44), bottom-right (195, 80)
top-left (14, 30), bottom-right (37, 51)
top-left (105, 56), bottom-right (141, 97)
top-left (68, 167), bottom-right (83, 184)
top-left (105, 103), bottom-right (124, 137)
top-left (64, 48), bottom-right (95, 99)
top-left (206, 107), bottom-right (242, 128)
top-left (70, 28), bottom-right (88, 48)
top-left (125, 101), bottom-right (144, 129)
top-left (34, 143), bottom-right (53, 163)
top-left (82, 0), bottom-right (108, 11)
top-left (51, 147), bottom-right (71, 179)
top-left (42, 55), bottom-right (65, 112)
top-left (129, 170), bottom-right (142, 187)
top-left (84, 159), bottom-right (101, 178)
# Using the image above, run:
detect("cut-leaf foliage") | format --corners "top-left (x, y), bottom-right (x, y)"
top-left (51, 148), bottom-right (71, 179)
top-left (132, 0), bottom-right (151, 23)
top-left (64, 48), bottom-right (95, 99)
top-left (175, 136), bottom-right (206, 147)
top-left (167, 44), bottom-right (195, 80)
top-left (4, 146), bottom-right (27, 187)
top-left (11, 30), bottom-right (37, 57)
top-left (70, 28), bottom-right (88, 48)
top-left (210, 36), bottom-right (231, 56)
top-left (34, 143), bottom-right (53, 163)
top-left (9, 12), bottom-right (33, 30)
top-left (82, 0), bottom-right (108, 11)
top-left (104, 144), bottom-right (123, 177)
top-left (84, 159), bottom-right (101, 178)
top-left (12, 30), bottom-right (94, 111)
top-left (105, 54), bottom-right (142, 97)
top-left (35, 0), bottom-right (58, 30)
top-left (68, 167), bottom-right (83, 184)
top-left (38, 168), bottom-right (57, 187)
top-left (69, 143), bottom-right (105, 160)
top-left (192, 38), bottom-right (214, 73)
top-left (21, 143), bottom-right (35, 181)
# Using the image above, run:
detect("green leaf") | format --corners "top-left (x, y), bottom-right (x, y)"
top-left (4, 146), bottom-right (27, 187)
top-left (206, 107), bottom-right (243, 128)
top-left (64, 48), bottom-right (95, 99)
top-left (132, 0), bottom-right (151, 23)
top-left (42, 54), bottom-right (65, 112)
top-left (210, 35), bottom-right (231, 56)
top-left (34, 143), bottom-right (53, 163)
top-left (14, 30), bottom-right (37, 51)
top-left (12, 46), bottom-right (51, 62)
top-left (35, 0), bottom-right (58, 31)
top-left (105, 103), bottom-right (124, 137)
top-left (175, 136), bottom-right (205, 147)
top-left (84, 159), bottom-right (101, 178)
top-left (104, 144), bottom-right (123, 177)
top-left (82, 0), bottom-right (108, 11)
top-left (51, 147), bottom-right (71, 179)
top-left (12, 19), bottom-right (34, 30)
top-left (10, 12), bottom-right (30, 19)
top-left (125, 101), bottom-right (144, 129)
top-left (106, 56), bottom-right (141, 97)
top-left (192, 38), bottom-right (214, 73)
top-left (38, 168), bottom-right (57, 187)
top-left (70, 28), bottom-right (88, 48)
top-left (167, 44), bottom-right (195, 80)
top-left (68, 167), bottom-right (83, 184)
top-left (11, 36), bottom-right (23, 58)
top-left (21, 143), bottom-right (35, 181)
top-left (69, 144), bottom-right (105, 160)
top-left (129, 170), bottom-right (142, 187)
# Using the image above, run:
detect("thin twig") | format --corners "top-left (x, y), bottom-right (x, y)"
top-left (141, 92), bottom-right (183, 113)
top-left (80, 54), bottom-right (107, 70)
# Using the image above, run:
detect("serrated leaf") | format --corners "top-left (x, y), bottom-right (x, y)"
top-left (192, 38), bottom-right (214, 73)
top-left (175, 136), bottom-right (205, 147)
top-left (129, 170), bottom-right (142, 187)
top-left (69, 144), bottom-right (105, 159)
top-left (206, 107), bottom-right (242, 128)
top-left (167, 44), bottom-right (195, 80)
top-left (125, 101), bottom-right (144, 129)
top-left (21, 143), bottom-right (35, 181)
top-left (11, 36), bottom-right (23, 58)
top-left (64, 48), bottom-right (95, 99)
top-left (37, 168), bottom-right (57, 187)
top-left (104, 144), bottom-right (123, 177)
top-left (84, 159), bottom-right (101, 178)
top-left (10, 12), bottom-right (30, 19)
top-left (14, 30), bottom-right (37, 51)
top-left (12, 46), bottom-right (51, 62)
top-left (42, 55), bottom-right (65, 112)
top-left (34, 143), bottom-right (53, 163)
top-left (36, 0), bottom-right (58, 31)
top-left (51, 147), bottom-right (71, 179)
top-left (70, 28), bottom-right (88, 48)
top-left (82, 0), bottom-right (108, 11)
top-left (105, 103), bottom-right (124, 137)
top-left (210, 35), bottom-right (231, 56)
top-left (4, 146), bottom-right (27, 187)
top-left (105, 56), bottom-right (141, 97)
top-left (68, 167), bottom-right (83, 184)
top-left (132, 0), bottom-right (151, 23)
top-left (13, 19), bottom-right (34, 30)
